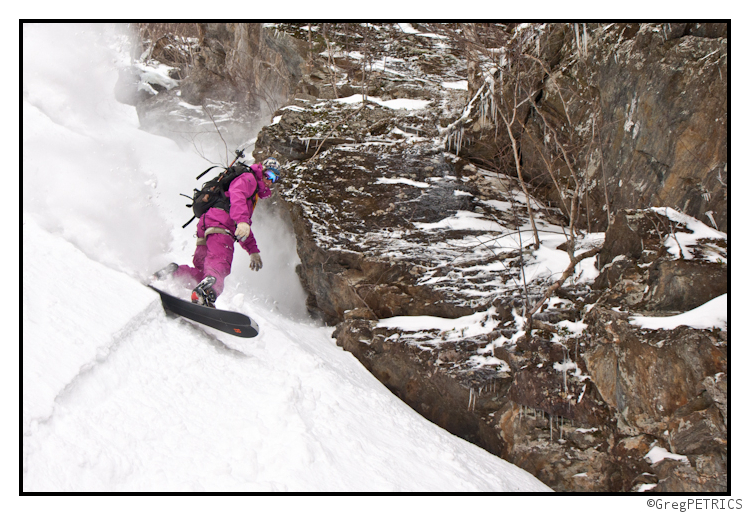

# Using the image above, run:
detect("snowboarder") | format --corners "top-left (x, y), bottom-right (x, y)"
top-left (156, 157), bottom-right (282, 308)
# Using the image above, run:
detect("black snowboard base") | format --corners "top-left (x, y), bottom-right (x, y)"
top-left (149, 285), bottom-right (259, 338)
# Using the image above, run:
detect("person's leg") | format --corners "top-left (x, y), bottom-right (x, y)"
top-left (173, 244), bottom-right (207, 288)
top-left (201, 233), bottom-right (235, 297)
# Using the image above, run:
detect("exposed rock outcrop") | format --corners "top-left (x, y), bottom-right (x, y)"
top-left (449, 23), bottom-right (728, 233)
top-left (182, 23), bottom-right (305, 113)
top-left (129, 22), bottom-right (728, 493)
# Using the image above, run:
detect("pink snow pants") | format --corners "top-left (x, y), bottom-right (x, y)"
top-left (174, 232), bottom-right (235, 297)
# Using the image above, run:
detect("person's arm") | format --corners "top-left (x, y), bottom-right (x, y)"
top-left (228, 173), bottom-right (258, 225)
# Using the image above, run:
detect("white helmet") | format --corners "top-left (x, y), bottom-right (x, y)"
top-left (262, 157), bottom-right (281, 173)
top-left (262, 158), bottom-right (281, 183)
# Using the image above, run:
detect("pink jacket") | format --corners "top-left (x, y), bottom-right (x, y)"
top-left (199, 163), bottom-right (272, 254)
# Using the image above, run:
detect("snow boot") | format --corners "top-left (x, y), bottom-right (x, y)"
top-left (153, 262), bottom-right (178, 280)
top-left (191, 276), bottom-right (217, 308)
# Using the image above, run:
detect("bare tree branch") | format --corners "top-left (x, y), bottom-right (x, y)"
top-left (202, 103), bottom-right (230, 165)
top-left (525, 245), bottom-right (602, 328)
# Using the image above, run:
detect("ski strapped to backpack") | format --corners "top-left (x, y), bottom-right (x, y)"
top-left (182, 148), bottom-right (257, 228)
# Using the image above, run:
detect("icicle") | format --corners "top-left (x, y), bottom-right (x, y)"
top-left (491, 91), bottom-right (496, 125)
top-left (583, 24), bottom-right (588, 58)
top-left (536, 29), bottom-right (541, 57)
top-left (549, 413), bottom-right (553, 441)
top-left (706, 211), bottom-right (718, 230)
top-left (562, 347), bottom-right (569, 394)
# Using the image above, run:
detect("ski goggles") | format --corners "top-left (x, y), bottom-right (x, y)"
top-left (264, 169), bottom-right (280, 184)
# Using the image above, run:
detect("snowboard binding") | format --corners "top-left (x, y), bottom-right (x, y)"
top-left (152, 262), bottom-right (178, 281)
top-left (191, 276), bottom-right (217, 308)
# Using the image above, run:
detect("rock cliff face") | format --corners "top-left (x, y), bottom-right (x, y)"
top-left (124, 23), bottom-right (306, 153)
top-left (128, 23), bottom-right (728, 492)
top-left (181, 23), bottom-right (305, 112)
top-left (449, 23), bottom-right (727, 233)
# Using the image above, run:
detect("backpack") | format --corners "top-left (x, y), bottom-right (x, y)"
top-left (182, 161), bottom-right (255, 228)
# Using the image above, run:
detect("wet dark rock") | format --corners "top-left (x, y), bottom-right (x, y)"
top-left (652, 456), bottom-right (727, 492)
top-left (508, 354), bottom-right (609, 428)
top-left (643, 260), bottom-right (727, 312)
top-left (582, 307), bottom-right (727, 434)
top-left (669, 373), bottom-right (727, 457)
top-left (597, 211), bottom-right (645, 268)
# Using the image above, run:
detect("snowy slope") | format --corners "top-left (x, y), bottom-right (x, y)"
top-left (22, 23), bottom-right (550, 493)
top-left (23, 219), bottom-right (547, 491)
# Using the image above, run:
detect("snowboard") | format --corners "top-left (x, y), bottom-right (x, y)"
top-left (149, 285), bottom-right (259, 338)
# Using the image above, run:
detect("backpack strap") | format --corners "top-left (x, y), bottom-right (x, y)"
top-left (196, 227), bottom-right (234, 245)
top-left (196, 165), bottom-right (223, 180)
